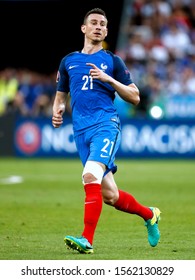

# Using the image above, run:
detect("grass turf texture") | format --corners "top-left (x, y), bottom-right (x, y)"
top-left (0, 158), bottom-right (194, 260)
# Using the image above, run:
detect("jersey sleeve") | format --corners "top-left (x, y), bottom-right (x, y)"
top-left (56, 57), bottom-right (70, 93)
top-left (112, 54), bottom-right (133, 85)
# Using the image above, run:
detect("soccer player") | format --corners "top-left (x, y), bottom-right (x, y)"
top-left (52, 8), bottom-right (161, 254)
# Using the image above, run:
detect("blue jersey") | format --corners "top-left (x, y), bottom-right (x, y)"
top-left (56, 49), bottom-right (133, 135)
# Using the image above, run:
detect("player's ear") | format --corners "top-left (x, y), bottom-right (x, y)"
top-left (105, 27), bottom-right (108, 38)
top-left (81, 24), bottom-right (86, 34)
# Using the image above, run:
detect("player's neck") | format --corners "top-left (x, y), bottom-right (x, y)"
top-left (81, 42), bottom-right (103, 54)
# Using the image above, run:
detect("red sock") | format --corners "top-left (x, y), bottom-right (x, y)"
top-left (114, 190), bottom-right (153, 220)
top-left (82, 183), bottom-right (102, 245)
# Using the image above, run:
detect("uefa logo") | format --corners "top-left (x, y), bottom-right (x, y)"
top-left (15, 122), bottom-right (41, 155)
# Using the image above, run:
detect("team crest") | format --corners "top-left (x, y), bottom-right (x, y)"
top-left (100, 63), bottom-right (107, 71)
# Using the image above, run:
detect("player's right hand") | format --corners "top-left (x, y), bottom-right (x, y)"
top-left (52, 104), bottom-right (65, 128)
top-left (52, 111), bottom-right (63, 128)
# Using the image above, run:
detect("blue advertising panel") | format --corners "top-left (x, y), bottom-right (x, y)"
top-left (14, 117), bottom-right (78, 158)
top-left (165, 95), bottom-right (195, 119)
top-left (14, 117), bottom-right (195, 158)
top-left (120, 119), bottom-right (195, 158)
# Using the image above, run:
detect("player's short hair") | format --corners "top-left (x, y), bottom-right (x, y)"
top-left (83, 8), bottom-right (107, 24)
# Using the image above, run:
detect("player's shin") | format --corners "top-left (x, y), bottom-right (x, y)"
top-left (82, 183), bottom-right (103, 244)
top-left (114, 190), bottom-right (153, 220)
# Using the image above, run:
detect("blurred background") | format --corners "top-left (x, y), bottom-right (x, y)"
top-left (0, 0), bottom-right (195, 158)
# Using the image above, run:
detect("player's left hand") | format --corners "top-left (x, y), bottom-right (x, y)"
top-left (86, 63), bottom-right (110, 82)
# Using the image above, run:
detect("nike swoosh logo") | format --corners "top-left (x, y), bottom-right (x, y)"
top-left (69, 65), bottom-right (79, 69)
top-left (85, 201), bottom-right (96, 204)
top-left (100, 154), bottom-right (109, 158)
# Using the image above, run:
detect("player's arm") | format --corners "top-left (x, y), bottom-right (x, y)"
top-left (87, 63), bottom-right (140, 106)
top-left (52, 91), bottom-right (68, 128)
top-left (107, 80), bottom-right (140, 106)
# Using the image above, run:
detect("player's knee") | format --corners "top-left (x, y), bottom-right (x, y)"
top-left (83, 173), bottom-right (97, 184)
top-left (82, 161), bottom-right (104, 185)
top-left (103, 189), bottom-right (119, 205)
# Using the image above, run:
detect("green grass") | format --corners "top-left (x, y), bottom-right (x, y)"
top-left (0, 158), bottom-right (195, 260)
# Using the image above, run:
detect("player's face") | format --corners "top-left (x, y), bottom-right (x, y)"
top-left (82, 13), bottom-right (108, 43)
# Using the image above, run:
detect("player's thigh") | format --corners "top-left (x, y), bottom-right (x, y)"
top-left (101, 171), bottom-right (119, 203)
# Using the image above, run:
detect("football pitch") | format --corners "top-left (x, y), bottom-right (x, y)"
top-left (0, 158), bottom-right (195, 260)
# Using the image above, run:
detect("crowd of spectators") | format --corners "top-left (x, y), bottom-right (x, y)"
top-left (0, 68), bottom-right (72, 118)
top-left (0, 0), bottom-right (195, 119)
top-left (0, 68), bottom-right (54, 117)
top-left (116, 0), bottom-right (195, 118)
